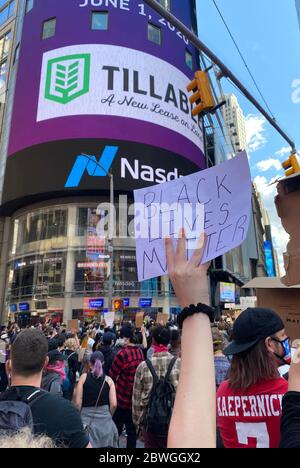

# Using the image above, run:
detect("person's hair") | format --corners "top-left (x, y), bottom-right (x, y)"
top-left (90, 352), bottom-right (104, 378)
top-left (228, 339), bottom-right (280, 391)
top-left (211, 326), bottom-right (225, 353)
top-left (56, 335), bottom-right (66, 348)
top-left (152, 325), bottom-right (171, 346)
top-left (11, 329), bottom-right (48, 377)
top-left (65, 338), bottom-right (77, 351)
top-left (0, 427), bottom-right (56, 449)
top-left (171, 329), bottom-right (180, 347)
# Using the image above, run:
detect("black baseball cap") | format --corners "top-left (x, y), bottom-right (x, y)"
top-left (224, 308), bottom-right (285, 356)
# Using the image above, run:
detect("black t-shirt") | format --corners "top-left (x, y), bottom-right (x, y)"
top-left (280, 391), bottom-right (300, 448)
top-left (4, 386), bottom-right (89, 448)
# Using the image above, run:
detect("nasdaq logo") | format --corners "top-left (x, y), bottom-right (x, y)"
top-left (65, 146), bottom-right (119, 188)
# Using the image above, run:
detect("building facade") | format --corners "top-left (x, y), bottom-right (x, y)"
top-left (0, 0), bottom-right (205, 324)
top-left (221, 93), bottom-right (248, 154)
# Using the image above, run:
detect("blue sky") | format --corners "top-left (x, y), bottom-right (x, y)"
top-left (196, 0), bottom-right (300, 272)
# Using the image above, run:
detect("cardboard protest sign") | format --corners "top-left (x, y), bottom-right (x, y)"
top-left (134, 152), bottom-right (251, 281)
top-left (156, 313), bottom-right (169, 326)
top-left (105, 312), bottom-right (115, 328)
top-left (240, 296), bottom-right (257, 312)
top-left (243, 277), bottom-right (300, 342)
top-left (135, 312), bottom-right (144, 329)
top-left (67, 320), bottom-right (79, 334)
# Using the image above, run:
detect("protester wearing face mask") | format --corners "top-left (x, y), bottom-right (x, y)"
top-left (217, 308), bottom-right (289, 448)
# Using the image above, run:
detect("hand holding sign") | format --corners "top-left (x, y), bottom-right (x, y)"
top-left (134, 152), bottom-right (251, 282)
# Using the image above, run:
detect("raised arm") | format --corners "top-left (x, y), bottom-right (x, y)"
top-left (166, 231), bottom-right (216, 448)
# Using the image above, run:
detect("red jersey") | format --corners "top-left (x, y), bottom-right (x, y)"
top-left (217, 378), bottom-right (288, 448)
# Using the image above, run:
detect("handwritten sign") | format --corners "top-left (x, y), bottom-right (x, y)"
top-left (134, 152), bottom-right (251, 281)
top-left (67, 320), bottom-right (79, 334)
top-left (135, 312), bottom-right (144, 329)
top-left (105, 312), bottom-right (115, 328)
top-left (156, 313), bottom-right (169, 326)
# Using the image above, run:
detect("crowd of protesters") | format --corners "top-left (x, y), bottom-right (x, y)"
top-left (0, 233), bottom-right (300, 448)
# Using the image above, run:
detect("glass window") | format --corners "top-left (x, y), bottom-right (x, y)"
top-left (185, 50), bottom-right (193, 70)
top-left (0, 1), bottom-right (14, 26)
top-left (25, 0), bottom-right (34, 13)
top-left (8, 254), bottom-right (66, 301)
top-left (91, 11), bottom-right (108, 31)
top-left (157, 0), bottom-right (171, 11)
top-left (42, 18), bottom-right (56, 40)
top-left (0, 60), bottom-right (7, 102)
top-left (8, 0), bottom-right (14, 17)
top-left (3, 31), bottom-right (11, 57)
top-left (13, 208), bottom-right (68, 253)
top-left (148, 23), bottom-right (162, 46)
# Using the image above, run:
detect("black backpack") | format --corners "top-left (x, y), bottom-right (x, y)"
top-left (0, 388), bottom-right (47, 433)
top-left (143, 357), bottom-right (177, 437)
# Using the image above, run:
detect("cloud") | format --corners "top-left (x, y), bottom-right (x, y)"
top-left (253, 175), bottom-right (289, 276)
top-left (256, 159), bottom-right (282, 172)
top-left (275, 146), bottom-right (291, 157)
top-left (245, 114), bottom-right (267, 153)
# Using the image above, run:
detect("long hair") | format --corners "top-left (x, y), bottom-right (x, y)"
top-left (90, 351), bottom-right (104, 379)
top-left (228, 339), bottom-right (280, 391)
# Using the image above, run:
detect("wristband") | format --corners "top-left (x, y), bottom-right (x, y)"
top-left (178, 303), bottom-right (215, 329)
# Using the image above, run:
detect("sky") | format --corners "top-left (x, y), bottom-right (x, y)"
top-left (196, 0), bottom-right (300, 274)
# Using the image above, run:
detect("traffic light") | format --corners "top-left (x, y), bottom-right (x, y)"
top-left (282, 152), bottom-right (300, 177)
top-left (187, 71), bottom-right (216, 117)
top-left (113, 299), bottom-right (124, 312)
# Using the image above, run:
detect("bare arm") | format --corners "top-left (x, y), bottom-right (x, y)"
top-left (74, 373), bottom-right (87, 411)
top-left (106, 376), bottom-right (117, 415)
top-left (288, 343), bottom-right (300, 392)
top-left (141, 327), bottom-right (148, 349)
top-left (166, 232), bottom-right (216, 448)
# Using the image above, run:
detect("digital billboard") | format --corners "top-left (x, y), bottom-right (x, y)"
top-left (2, 0), bottom-right (204, 212)
top-left (220, 282), bottom-right (236, 303)
top-left (264, 241), bottom-right (276, 277)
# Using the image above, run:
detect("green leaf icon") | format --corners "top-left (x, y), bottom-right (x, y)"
top-left (45, 54), bottom-right (91, 104)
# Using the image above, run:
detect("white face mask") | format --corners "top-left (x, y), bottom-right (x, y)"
top-left (117, 338), bottom-right (126, 347)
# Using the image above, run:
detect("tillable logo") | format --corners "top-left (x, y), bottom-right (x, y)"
top-left (45, 54), bottom-right (91, 104)
top-left (65, 146), bottom-right (119, 188)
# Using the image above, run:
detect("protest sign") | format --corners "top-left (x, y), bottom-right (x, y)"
top-left (134, 152), bottom-right (251, 281)
top-left (156, 313), bottom-right (169, 326)
top-left (135, 312), bottom-right (144, 329)
top-left (105, 312), bottom-right (115, 328)
top-left (0, 341), bottom-right (6, 364)
top-left (67, 320), bottom-right (79, 334)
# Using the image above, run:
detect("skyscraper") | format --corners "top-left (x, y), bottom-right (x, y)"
top-left (221, 94), bottom-right (248, 154)
top-left (296, 0), bottom-right (300, 28)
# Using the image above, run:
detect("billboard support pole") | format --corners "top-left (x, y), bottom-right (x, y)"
top-left (108, 172), bottom-right (114, 313)
top-left (143, 0), bottom-right (296, 151)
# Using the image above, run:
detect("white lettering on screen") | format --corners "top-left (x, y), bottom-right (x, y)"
top-left (79, 0), bottom-right (130, 10)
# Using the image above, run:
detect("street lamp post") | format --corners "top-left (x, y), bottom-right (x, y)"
top-left (81, 154), bottom-right (115, 313)
top-left (108, 171), bottom-right (114, 312)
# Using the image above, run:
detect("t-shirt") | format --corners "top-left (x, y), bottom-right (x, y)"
top-left (217, 378), bottom-right (288, 448)
top-left (280, 391), bottom-right (300, 448)
top-left (3, 386), bottom-right (89, 448)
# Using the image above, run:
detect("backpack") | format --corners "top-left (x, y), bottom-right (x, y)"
top-left (0, 388), bottom-right (47, 433)
top-left (143, 357), bottom-right (177, 437)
